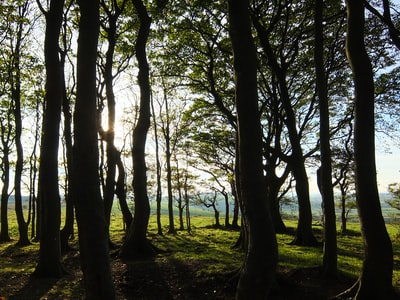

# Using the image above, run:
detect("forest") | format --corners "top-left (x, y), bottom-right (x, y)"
top-left (0, 0), bottom-right (400, 299)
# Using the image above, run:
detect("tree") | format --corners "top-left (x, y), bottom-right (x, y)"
top-left (337, 0), bottom-right (398, 298)
top-left (251, 3), bottom-right (319, 246)
top-left (228, 0), bottom-right (278, 298)
top-left (73, 0), bottom-right (115, 297)
top-left (119, 0), bottom-right (154, 259)
top-left (97, 0), bottom-right (129, 236)
top-left (314, 0), bottom-right (337, 278)
top-left (387, 183), bottom-right (400, 210)
top-left (10, 0), bottom-right (32, 247)
top-left (34, 0), bottom-right (66, 277)
top-left (0, 93), bottom-right (13, 243)
top-left (59, 0), bottom-right (76, 252)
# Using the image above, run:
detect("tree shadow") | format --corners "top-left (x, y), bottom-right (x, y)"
top-left (8, 275), bottom-right (59, 300)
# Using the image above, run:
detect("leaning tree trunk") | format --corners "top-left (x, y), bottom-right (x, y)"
top-left (314, 0), bottom-right (337, 278)
top-left (74, 0), bottom-right (115, 298)
top-left (119, 0), bottom-right (154, 260)
top-left (34, 0), bottom-right (65, 277)
top-left (339, 0), bottom-right (397, 298)
top-left (228, 0), bottom-right (278, 298)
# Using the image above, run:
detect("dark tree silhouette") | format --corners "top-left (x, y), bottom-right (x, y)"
top-left (336, 0), bottom-right (398, 298)
top-left (73, 0), bottom-right (115, 298)
top-left (34, 0), bottom-right (66, 277)
top-left (228, 0), bottom-right (278, 298)
top-left (119, 0), bottom-right (154, 260)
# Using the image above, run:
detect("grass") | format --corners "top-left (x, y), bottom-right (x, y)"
top-left (1, 207), bottom-right (400, 298)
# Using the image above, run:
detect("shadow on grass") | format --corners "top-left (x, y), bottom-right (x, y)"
top-left (8, 275), bottom-right (59, 300)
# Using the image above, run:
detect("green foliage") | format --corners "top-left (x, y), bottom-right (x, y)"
top-left (387, 183), bottom-right (400, 212)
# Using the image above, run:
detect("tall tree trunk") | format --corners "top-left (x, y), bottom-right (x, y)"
top-left (74, 0), bottom-right (115, 298)
top-left (314, 0), bottom-right (337, 278)
top-left (151, 88), bottom-right (163, 235)
top-left (60, 49), bottom-right (75, 253)
top-left (339, 0), bottom-right (397, 298)
top-left (163, 93), bottom-right (176, 234)
top-left (12, 1), bottom-right (30, 247)
top-left (119, 0), bottom-right (154, 260)
top-left (230, 178), bottom-right (240, 229)
top-left (34, 0), bottom-right (65, 277)
top-left (0, 137), bottom-right (11, 242)
top-left (228, 0), bottom-right (278, 298)
top-left (115, 152), bottom-right (133, 228)
top-left (100, 1), bottom-right (124, 235)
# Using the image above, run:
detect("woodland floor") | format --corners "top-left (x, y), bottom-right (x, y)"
top-left (0, 235), bottom-right (358, 300)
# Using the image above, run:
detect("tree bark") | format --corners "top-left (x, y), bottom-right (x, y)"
top-left (343, 0), bottom-right (397, 298)
top-left (119, 0), bottom-right (154, 260)
top-left (150, 89), bottom-right (163, 235)
top-left (314, 0), bottom-right (337, 278)
top-left (74, 0), bottom-right (115, 298)
top-left (60, 42), bottom-right (75, 253)
top-left (34, 0), bottom-right (65, 277)
top-left (0, 130), bottom-right (11, 242)
top-left (228, 0), bottom-right (278, 298)
top-left (12, 1), bottom-right (30, 247)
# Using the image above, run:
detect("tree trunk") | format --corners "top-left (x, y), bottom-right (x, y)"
top-left (0, 141), bottom-right (11, 242)
top-left (74, 0), bottom-right (115, 298)
top-left (252, 14), bottom-right (317, 246)
top-left (163, 94), bottom-right (176, 234)
top-left (343, 0), bottom-right (397, 298)
top-left (228, 0), bottom-right (278, 298)
top-left (60, 49), bottom-right (75, 253)
top-left (114, 152), bottom-right (133, 228)
top-left (119, 0), bottom-right (154, 260)
top-left (34, 0), bottom-right (65, 277)
top-left (150, 89), bottom-right (163, 235)
top-left (266, 166), bottom-right (288, 233)
top-left (230, 178), bottom-right (240, 229)
top-left (101, 3), bottom-right (121, 235)
top-left (223, 191), bottom-right (230, 227)
top-left (12, 2), bottom-right (30, 246)
top-left (314, 0), bottom-right (337, 278)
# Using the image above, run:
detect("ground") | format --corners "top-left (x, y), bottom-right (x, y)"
top-left (0, 242), bottom-right (355, 300)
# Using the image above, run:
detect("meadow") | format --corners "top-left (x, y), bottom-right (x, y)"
top-left (0, 204), bottom-right (399, 299)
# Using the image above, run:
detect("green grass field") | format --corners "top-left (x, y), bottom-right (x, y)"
top-left (1, 206), bottom-right (399, 298)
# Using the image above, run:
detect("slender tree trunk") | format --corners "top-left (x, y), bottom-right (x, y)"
top-left (340, 191), bottom-right (347, 234)
top-left (223, 191), bottom-right (230, 227)
top-left (28, 98), bottom-right (40, 239)
top-left (0, 143), bottom-right (11, 242)
top-left (74, 0), bottom-right (115, 298)
top-left (339, 0), bottom-right (397, 298)
top-left (314, 0), bottom-right (337, 278)
top-left (115, 153), bottom-right (133, 228)
top-left (12, 2), bottom-right (29, 246)
top-left (151, 89), bottom-right (163, 235)
top-left (100, 2), bottom-right (123, 234)
top-left (230, 179), bottom-right (240, 229)
top-left (120, 0), bottom-right (154, 260)
top-left (163, 94), bottom-right (176, 234)
top-left (228, 0), bottom-right (278, 298)
top-left (34, 0), bottom-right (66, 277)
top-left (266, 169), bottom-right (287, 233)
top-left (60, 54), bottom-right (75, 253)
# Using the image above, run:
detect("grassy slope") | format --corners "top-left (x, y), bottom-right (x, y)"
top-left (0, 207), bottom-right (399, 298)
